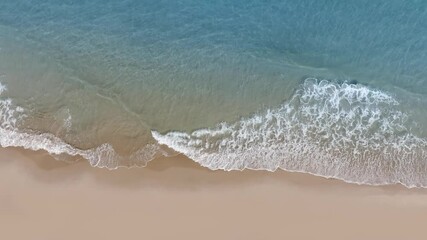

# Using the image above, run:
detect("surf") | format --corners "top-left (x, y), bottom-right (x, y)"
top-left (153, 79), bottom-right (427, 188)
top-left (0, 82), bottom-right (161, 169)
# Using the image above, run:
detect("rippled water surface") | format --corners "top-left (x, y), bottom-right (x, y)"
top-left (1, 0), bottom-right (427, 187)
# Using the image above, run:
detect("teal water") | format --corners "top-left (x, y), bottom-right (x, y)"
top-left (1, 1), bottom-right (427, 187)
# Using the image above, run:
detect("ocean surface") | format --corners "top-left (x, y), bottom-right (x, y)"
top-left (1, 0), bottom-right (427, 187)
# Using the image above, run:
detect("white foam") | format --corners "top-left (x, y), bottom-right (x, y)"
top-left (153, 79), bottom-right (427, 188)
top-left (0, 82), bottom-right (160, 169)
top-left (63, 108), bottom-right (72, 132)
top-left (0, 82), bottom-right (7, 94)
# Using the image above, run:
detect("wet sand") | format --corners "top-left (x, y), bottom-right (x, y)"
top-left (0, 147), bottom-right (426, 240)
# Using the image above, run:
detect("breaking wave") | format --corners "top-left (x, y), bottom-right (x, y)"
top-left (153, 79), bottom-right (427, 188)
top-left (2, 79), bottom-right (427, 187)
top-left (0, 83), bottom-right (160, 169)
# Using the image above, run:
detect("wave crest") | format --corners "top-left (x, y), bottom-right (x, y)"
top-left (153, 79), bottom-right (427, 187)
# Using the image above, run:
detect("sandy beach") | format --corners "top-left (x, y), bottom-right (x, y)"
top-left (0, 147), bottom-right (426, 240)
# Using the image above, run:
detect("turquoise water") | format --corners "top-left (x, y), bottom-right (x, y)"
top-left (1, 1), bottom-right (427, 187)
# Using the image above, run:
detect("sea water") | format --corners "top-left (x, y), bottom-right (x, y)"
top-left (1, 0), bottom-right (427, 187)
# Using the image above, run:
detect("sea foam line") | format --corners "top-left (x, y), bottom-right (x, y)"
top-left (2, 79), bottom-right (427, 188)
top-left (0, 82), bottom-right (159, 169)
top-left (153, 78), bottom-right (427, 188)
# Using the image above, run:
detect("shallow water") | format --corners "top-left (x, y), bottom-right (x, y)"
top-left (1, 0), bottom-right (427, 187)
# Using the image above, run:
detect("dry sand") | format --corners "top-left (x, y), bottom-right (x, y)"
top-left (0, 147), bottom-right (426, 240)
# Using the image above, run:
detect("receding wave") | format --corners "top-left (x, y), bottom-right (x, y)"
top-left (2, 79), bottom-right (427, 187)
top-left (153, 79), bottom-right (427, 188)
top-left (0, 83), bottom-right (160, 169)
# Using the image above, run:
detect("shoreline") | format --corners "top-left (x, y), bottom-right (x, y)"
top-left (1, 147), bottom-right (427, 239)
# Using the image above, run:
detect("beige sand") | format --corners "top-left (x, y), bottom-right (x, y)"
top-left (0, 147), bottom-right (426, 240)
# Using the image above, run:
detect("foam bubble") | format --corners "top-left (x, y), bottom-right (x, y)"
top-left (153, 78), bottom-right (427, 188)
top-left (0, 82), bottom-right (7, 94)
top-left (63, 108), bottom-right (72, 132)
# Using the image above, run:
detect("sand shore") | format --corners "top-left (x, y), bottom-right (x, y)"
top-left (0, 147), bottom-right (426, 240)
